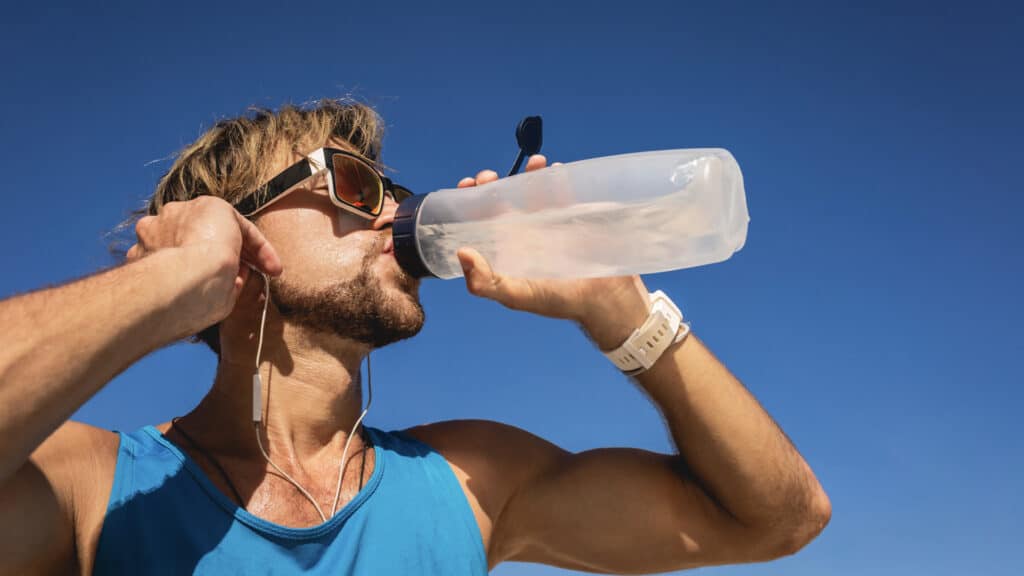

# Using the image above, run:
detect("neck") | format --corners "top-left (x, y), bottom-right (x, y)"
top-left (184, 321), bottom-right (372, 464)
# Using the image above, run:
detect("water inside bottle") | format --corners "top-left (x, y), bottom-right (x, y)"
top-left (417, 181), bottom-right (745, 280)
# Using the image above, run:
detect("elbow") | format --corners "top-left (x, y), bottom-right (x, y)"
top-left (753, 486), bottom-right (832, 561)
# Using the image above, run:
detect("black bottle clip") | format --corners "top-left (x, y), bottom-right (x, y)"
top-left (508, 116), bottom-right (543, 176)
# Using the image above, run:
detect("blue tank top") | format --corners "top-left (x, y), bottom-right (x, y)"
top-left (93, 425), bottom-right (487, 575)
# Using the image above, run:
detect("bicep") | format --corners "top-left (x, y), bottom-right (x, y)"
top-left (492, 446), bottom-right (755, 574)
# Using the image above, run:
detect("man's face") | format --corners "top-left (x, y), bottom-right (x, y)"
top-left (252, 142), bottom-right (424, 348)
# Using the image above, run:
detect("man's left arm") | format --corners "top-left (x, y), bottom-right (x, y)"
top-left (583, 277), bottom-right (832, 554)
top-left (453, 160), bottom-right (830, 572)
top-left (461, 270), bottom-right (830, 572)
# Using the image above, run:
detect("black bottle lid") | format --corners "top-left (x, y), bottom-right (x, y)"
top-left (391, 194), bottom-right (437, 279)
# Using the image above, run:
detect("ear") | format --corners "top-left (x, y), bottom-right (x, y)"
top-left (233, 264), bottom-right (271, 316)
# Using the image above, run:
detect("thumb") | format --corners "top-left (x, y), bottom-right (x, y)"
top-left (457, 247), bottom-right (503, 301)
top-left (457, 247), bottom-right (536, 312)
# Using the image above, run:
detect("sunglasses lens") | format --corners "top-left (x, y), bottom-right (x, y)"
top-left (332, 154), bottom-right (382, 216)
top-left (391, 185), bottom-right (414, 203)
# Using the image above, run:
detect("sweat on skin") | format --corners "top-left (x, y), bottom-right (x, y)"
top-left (0, 104), bottom-right (829, 575)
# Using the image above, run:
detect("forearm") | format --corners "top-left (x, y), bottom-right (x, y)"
top-left (0, 248), bottom-right (213, 480)
top-left (637, 335), bottom-right (824, 528)
top-left (583, 294), bottom-right (829, 537)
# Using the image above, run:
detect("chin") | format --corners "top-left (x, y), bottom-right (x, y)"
top-left (270, 260), bottom-right (426, 349)
top-left (380, 283), bottom-right (426, 344)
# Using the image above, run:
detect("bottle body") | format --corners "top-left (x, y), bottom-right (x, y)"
top-left (393, 149), bottom-right (749, 280)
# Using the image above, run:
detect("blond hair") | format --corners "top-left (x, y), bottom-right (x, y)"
top-left (148, 98), bottom-right (383, 215)
top-left (116, 98), bottom-right (385, 354)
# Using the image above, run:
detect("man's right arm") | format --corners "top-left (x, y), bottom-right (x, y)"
top-left (0, 197), bottom-right (282, 574)
top-left (0, 247), bottom-right (228, 481)
top-left (0, 248), bottom-right (225, 574)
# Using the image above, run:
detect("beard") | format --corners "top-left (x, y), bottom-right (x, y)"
top-left (269, 247), bottom-right (425, 349)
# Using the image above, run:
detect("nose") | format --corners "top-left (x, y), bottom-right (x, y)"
top-left (372, 194), bottom-right (400, 230)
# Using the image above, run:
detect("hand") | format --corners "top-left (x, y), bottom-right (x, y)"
top-left (455, 156), bottom-right (652, 350)
top-left (126, 196), bottom-right (283, 329)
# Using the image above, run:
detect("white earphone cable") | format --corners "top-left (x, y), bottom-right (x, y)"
top-left (331, 352), bottom-right (371, 516)
top-left (251, 270), bottom-right (371, 523)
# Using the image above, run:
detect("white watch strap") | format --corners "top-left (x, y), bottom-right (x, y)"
top-left (603, 290), bottom-right (690, 375)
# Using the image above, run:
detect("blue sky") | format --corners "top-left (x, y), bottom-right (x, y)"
top-left (2, 1), bottom-right (1022, 574)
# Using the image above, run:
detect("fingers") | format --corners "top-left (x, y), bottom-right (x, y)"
top-left (457, 155), bottom-right (552, 187)
top-left (126, 244), bottom-right (142, 262)
top-left (234, 211), bottom-right (283, 277)
top-left (525, 154), bottom-right (547, 171)
top-left (475, 169), bottom-right (499, 184)
top-left (127, 215), bottom-right (153, 262)
top-left (457, 171), bottom-right (497, 188)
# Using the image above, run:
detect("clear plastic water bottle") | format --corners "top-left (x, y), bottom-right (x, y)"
top-left (392, 149), bottom-right (749, 280)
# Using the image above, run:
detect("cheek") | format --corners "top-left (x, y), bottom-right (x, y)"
top-left (261, 209), bottom-right (373, 284)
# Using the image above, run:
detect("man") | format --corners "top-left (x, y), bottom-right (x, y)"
top-left (0, 100), bottom-right (829, 575)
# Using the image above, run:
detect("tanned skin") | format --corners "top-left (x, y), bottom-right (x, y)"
top-left (0, 151), bottom-right (829, 575)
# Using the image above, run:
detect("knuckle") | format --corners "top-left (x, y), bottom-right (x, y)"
top-left (134, 216), bottom-right (153, 236)
top-left (195, 195), bottom-right (225, 208)
top-left (127, 244), bottom-right (146, 261)
top-left (159, 201), bottom-right (184, 217)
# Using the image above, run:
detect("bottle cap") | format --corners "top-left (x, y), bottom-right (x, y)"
top-left (392, 194), bottom-right (437, 279)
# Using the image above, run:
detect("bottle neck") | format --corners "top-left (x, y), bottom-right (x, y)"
top-left (391, 194), bottom-right (436, 279)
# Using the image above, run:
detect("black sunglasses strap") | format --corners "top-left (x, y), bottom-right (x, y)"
top-left (235, 160), bottom-right (314, 216)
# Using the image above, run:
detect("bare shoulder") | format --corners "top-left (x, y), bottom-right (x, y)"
top-left (402, 419), bottom-right (567, 471)
top-left (401, 420), bottom-right (568, 565)
top-left (33, 420), bottom-right (119, 464)
top-left (32, 420), bottom-right (120, 503)
top-left (0, 421), bottom-right (119, 575)
top-left (33, 421), bottom-right (120, 572)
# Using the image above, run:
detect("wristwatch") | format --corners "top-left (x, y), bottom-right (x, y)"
top-left (603, 290), bottom-right (690, 376)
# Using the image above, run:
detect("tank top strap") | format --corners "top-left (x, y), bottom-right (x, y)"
top-left (356, 426), bottom-right (488, 571)
top-left (104, 426), bottom-right (188, 515)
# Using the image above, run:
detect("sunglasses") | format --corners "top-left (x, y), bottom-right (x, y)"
top-left (235, 115), bottom-right (541, 219)
top-left (234, 147), bottom-right (413, 219)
